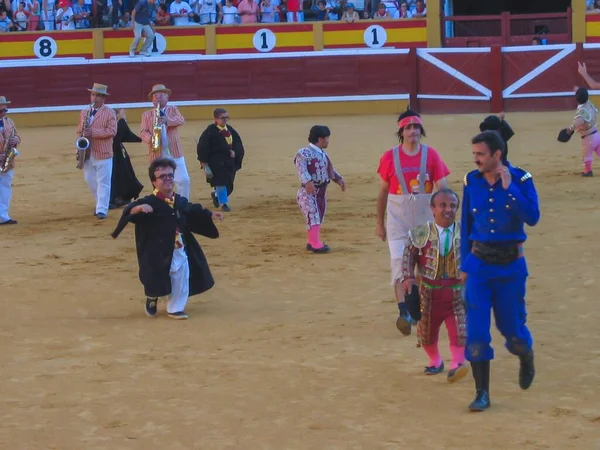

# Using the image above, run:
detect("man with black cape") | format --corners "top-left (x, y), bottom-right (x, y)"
top-left (110, 109), bottom-right (144, 209)
top-left (479, 112), bottom-right (515, 164)
top-left (111, 157), bottom-right (224, 320)
top-left (197, 108), bottom-right (245, 212)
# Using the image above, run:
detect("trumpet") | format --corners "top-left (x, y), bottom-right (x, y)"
top-left (75, 103), bottom-right (94, 170)
top-left (0, 116), bottom-right (18, 174)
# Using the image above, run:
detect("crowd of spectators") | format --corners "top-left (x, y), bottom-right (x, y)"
top-left (0, 0), bottom-right (425, 31)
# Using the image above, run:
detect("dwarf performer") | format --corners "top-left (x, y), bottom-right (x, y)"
top-left (402, 188), bottom-right (468, 382)
top-left (111, 158), bottom-right (224, 320)
top-left (376, 109), bottom-right (450, 335)
top-left (557, 86), bottom-right (600, 177)
top-left (479, 112), bottom-right (514, 164)
top-left (294, 125), bottom-right (346, 253)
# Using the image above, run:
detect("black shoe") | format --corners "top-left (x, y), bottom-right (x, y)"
top-left (211, 192), bottom-right (219, 208)
top-left (447, 363), bottom-right (469, 383)
top-left (306, 243), bottom-right (330, 253)
top-left (519, 350), bottom-right (535, 390)
top-left (424, 361), bottom-right (444, 375)
top-left (468, 361), bottom-right (491, 412)
top-left (582, 171), bottom-right (594, 177)
top-left (221, 204), bottom-right (231, 212)
top-left (0, 219), bottom-right (17, 225)
top-left (145, 297), bottom-right (158, 317)
top-left (395, 302), bottom-right (412, 336)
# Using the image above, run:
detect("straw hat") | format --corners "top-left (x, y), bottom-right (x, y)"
top-left (0, 96), bottom-right (11, 106)
top-left (87, 83), bottom-right (110, 96)
top-left (148, 84), bottom-right (172, 100)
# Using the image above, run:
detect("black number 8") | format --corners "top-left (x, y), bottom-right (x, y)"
top-left (39, 38), bottom-right (52, 57)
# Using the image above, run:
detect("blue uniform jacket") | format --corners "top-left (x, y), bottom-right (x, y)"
top-left (460, 163), bottom-right (540, 275)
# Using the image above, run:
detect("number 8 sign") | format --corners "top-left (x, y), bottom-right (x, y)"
top-left (33, 36), bottom-right (58, 59)
top-left (363, 25), bottom-right (387, 49)
top-left (253, 29), bottom-right (276, 53)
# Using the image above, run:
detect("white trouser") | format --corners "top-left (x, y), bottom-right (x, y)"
top-left (43, 10), bottom-right (55, 30)
top-left (167, 247), bottom-right (190, 313)
top-left (286, 11), bottom-right (304, 21)
top-left (0, 168), bottom-right (14, 222)
top-left (129, 22), bottom-right (155, 54)
top-left (83, 156), bottom-right (113, 215)
top-left (172, 156), bottom-right (190, 200)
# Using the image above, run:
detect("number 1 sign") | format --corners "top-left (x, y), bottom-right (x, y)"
top-left (253, 29), bottom-right (276, 53)
top-left (363, 25), bottom-right (387, 49)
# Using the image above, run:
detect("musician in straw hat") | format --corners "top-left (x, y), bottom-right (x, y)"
top-left (0, 96), bottom-right (21, 225)
top-left (140, 83), bottom-right (191, 199)
top-left (77, 83), bottom-right (117, 220)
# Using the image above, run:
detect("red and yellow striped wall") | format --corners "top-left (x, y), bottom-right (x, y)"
top-left (586, 14), bottom-right (600, 43)
top-left (0, 20), bottom-right (429, 60)
top-left (0, 30), bottom-right (94, 60)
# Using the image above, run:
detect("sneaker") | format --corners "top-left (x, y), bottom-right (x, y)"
top-left (142, 52), bottom-right (151, 57)
top-left (168, 311), bottom-right (188, 320)
top-left (129, 51), bottom-right (135, 57)
top-left (145, 297), bottom-right (158, 317)
top-left (211, 192), bottom-right (219, 208)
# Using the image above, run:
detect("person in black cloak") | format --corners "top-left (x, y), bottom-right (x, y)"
top-left (109, 109), bottom-right (144, 209)
top-left (479, 112), bottom-right (515, 164)
top-left (196, 108), bottom-right (245, 212)
top-left (111, 157), bottom-right (224, 320)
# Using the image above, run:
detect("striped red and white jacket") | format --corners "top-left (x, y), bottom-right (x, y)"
top-left (140, 105), bottom-right (186, 161)
top-left (0, 117), bottom-right (22, 150)
top-left (77, 105), bottom-right (117, 160)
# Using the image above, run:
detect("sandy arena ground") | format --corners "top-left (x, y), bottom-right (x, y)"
top-left (0, 111), bottom-right (599, 449)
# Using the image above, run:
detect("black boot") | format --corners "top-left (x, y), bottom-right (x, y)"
top-left (519, 350), bottom-right (535, 390)
top-left (468, 361), bottom-right (491, 412)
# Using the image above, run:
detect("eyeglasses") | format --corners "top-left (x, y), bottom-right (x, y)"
top-left (156, 173), bottom-right (175, 180)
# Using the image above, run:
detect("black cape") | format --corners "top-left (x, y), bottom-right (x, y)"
top-left (111, 118), bottom-right (144, 206)
top-left (196, 123), bottom-right (245, 195)
top-left (111, 194), bottom-right (219, 298)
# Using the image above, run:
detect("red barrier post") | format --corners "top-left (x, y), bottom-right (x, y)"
top-left (490, 45), bottom-right (504, 113)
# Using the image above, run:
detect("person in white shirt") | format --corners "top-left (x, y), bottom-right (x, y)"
top-left (196, 0), bottom-right (217, 23)
top-left (56, 0), bottom-right (75, 29)
top-left (219, 0), bottom-right (236, 24)
top-left (169, 0), bottom-right (193, 25)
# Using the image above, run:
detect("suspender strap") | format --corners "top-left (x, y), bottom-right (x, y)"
top-left (419, 144), bottom-right (428, 193)
top-left (392, 145), bottom-right (409, 195)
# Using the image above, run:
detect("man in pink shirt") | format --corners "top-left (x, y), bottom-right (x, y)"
top-left (237, 0), bottom-right (258, 22)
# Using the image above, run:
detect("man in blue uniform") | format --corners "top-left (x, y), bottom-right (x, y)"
top-left (461, 130), bottom-right (540, 412)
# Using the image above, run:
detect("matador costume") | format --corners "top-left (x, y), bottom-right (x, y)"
top-left (402, 220), bottom-right (467, 379)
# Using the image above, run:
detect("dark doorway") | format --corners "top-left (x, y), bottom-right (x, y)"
top-left (451, 0), bottom-right (572, 16)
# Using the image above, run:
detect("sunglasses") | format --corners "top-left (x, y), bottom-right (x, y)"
top-left (156, 173), bottom-right (175, 180)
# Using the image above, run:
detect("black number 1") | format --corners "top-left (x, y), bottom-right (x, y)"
top-left (152, 37), bottom-right (159, 53)
top-left (371, 28), bottom-right (379, 45)
top-left (260, 31), bottom-right (268, 49)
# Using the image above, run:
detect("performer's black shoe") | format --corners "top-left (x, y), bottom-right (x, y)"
top-left (468, 361), bottom-right (491, 412)
top-left (222, 204), bottom-right (231, 212)
top-left (168, 311), bottom-right (189, 320)
top-left (518, 350), bottom-right (535, 390)
top-left (97, 213), bottom-right (107, 220)
top-left (395, 302), bottom-right (412, 336)
top-left (0, 219), bottom-right (17, 225)
top-left (582, 171), bottom-right (594, 177)
top-left (306, 243), bottom-right (330, 253)
top-left (211, 192), bottom-right (219, 208)
top-left (424, 361), bottom-right (444, 375)
top-left (447, 363), bottom-right (469, 383)
top-left (145, 297), bottom-right (158, 317)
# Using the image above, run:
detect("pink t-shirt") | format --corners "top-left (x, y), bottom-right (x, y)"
top-left (377, 145), bottom-right (450, 195)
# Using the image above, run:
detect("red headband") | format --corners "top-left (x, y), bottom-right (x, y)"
top-left (398, 115), bottom-right (423, 129)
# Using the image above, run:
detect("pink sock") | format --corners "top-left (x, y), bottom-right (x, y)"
top-left (422, 344), bottom-right (443, 367)
top-left (449, 345), bottom-right (466, 370)
top-left (307, 225), bottom-right (324, 248)
top-left (585, 160), bottom-right (593, 173)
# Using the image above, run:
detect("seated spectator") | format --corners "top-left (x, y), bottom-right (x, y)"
top-left (380, 0), bottom-right (397, 18)
top-left (393, 1), bottom-right (411, 18)
top-left (154, 2), bottom-right (171, 24)
top-left (315, 0), bottom-right (327, 20)
top-left (119, 10), bottom-right (131, 26)
top-left (373, 2), bottom-right (390, 19)
top-left (341, 2), bottom-right (358, 22)
top-left (412, 0), bottom-right (425, 17)
top-left (72, 0), bottom-right (91, 28)
top-left (219, 0), bottom-right (236, 24)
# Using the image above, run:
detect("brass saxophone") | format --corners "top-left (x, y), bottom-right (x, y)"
top-left (0, 117), bottom-right (18, 174)
top-left (75, 103), bottom-right (94, 170)
top-left (151, 103), bottom-right (171, 157)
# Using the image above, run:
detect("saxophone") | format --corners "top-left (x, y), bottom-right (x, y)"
top-left (0, 117), bottom-right (18, 174)
top-left (75, 103), bottom-right (94, 170)
top-left (151, 103), bottom-right (171, 158)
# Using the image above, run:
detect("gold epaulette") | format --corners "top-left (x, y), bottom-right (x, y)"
top-left (463, 173), bottom-right (469, 186)
top-left (408, 222), bottom-right (431, 249)
top-left (515, 166), bottom-right (532, 182)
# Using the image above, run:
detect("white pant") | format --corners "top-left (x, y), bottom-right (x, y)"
top-left (286, 11), bottom-right (304, 22)
top-left (167, 247), bottom-right (190, 313)
top-left (172, 156), bottom-right (191, 200)
top-left (129, 22), bottom-right (155, 54)
top-left (83, 156), bottom-right (113, 215)
top-left (0, 169), bottom-right (14, 222)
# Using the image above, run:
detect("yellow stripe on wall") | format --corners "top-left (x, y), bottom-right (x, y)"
top-left (586, 21), bottom-right (600, 37)
top-left (165, 35), bottom-right (206, 51)
top-left (57, 39), bottom-right (94, 54)
top-left (324, 27), bottom-right (425, 45)
top-left (217, 31), bottom-right (313, 49)
top-left (0, 39), bottom-right (92, 58)
top-left (104, 37), bottom-right (134, 53)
